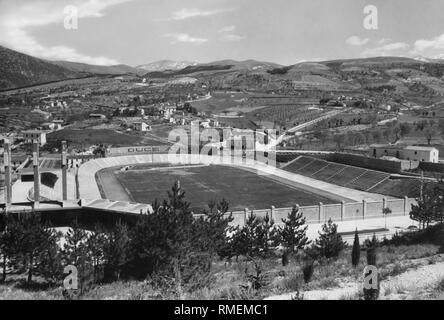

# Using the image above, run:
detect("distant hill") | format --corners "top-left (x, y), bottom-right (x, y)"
top-left (52, 61), bottom-right (141, 76)
top-left (0, 46), bottom-right (80, 90)
top-left (145, 59), bottom-right (282, 78)
top-left (137, 60), bottom-right (198, 72)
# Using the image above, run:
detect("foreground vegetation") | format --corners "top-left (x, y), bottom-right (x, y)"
top-left (0, 180), bottom-right (443, 300)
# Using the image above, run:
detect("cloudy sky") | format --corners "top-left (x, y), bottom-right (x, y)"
top-left (1, 0), bottom-right (444, 66)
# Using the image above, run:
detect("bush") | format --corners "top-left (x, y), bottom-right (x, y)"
top-left (302, 260), bottom-right (314, 284)
top-left (382, 224), bottom-right (444, 247)
top-left (229, 213), bottom-right (279, 259)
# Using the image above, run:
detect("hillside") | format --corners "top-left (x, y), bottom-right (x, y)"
top-left (143, 56), bottom-right (444, 104)
top-left (52, 61), bottom-right (141, 76)
top-left (0, 46), bottom-right (81, 90)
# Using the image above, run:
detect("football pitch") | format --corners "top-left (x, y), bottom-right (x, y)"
top-left (103, 164), bottom-right (336, 211)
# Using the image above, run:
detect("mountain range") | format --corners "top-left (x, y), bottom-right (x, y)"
top-left (2, 44), bottom-right (444, 105)
top-left (136, 60), bottom-right (198, 72)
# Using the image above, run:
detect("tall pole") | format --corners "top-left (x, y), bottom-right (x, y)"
top-left (61, 141), bottom-right (68, 201)
top-left (420, 170), bottom-right (424, 200)
top-left (33, 142), bottom-right (40, 207)
top-left (4, 140), bottom-right (12, 207)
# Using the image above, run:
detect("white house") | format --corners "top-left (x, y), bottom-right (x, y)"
top-left (22, 130), bottom-right (47, 146)
top-left (133, 122), bottom-right (150, 132)
top-left (403, 146), bottom-right (439, 163)
top-left (371, 145), bottom-right (439, 163)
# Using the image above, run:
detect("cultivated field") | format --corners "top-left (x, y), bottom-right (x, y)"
top-left (47, 129), bottom-right (168, 148)
top-left (100, 164), bottom-right (337, 211)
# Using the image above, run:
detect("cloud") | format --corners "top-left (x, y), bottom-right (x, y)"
top-left (346, 36), bottom-right (370, 46)
top-left (219, 25), bottom-right (236, 33)
top-left (220, 34), bottom-right (245, 42)
top-left (0, 0), bottom-right (131, 65)
top-left (168, 8), bottom-right (231, 21)
top-left (377, 38), bottom-right (392, 45)
top-left (218, 25), bottom-right (244, 41)
top-left (362, 42), bottom-right (410, 57)
top-left (164, 33), bottom-right (208, 45)
top-left (412, 33), bottom-right (444, 52)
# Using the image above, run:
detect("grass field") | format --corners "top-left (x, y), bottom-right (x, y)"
top-left (105, 164), bottom-right (336, 211)
top-left (48, 129), bottom-right (166, 147)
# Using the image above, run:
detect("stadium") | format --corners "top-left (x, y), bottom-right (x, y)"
top-left (2, 141), bottom-right (420, 242)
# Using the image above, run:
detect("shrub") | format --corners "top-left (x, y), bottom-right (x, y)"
top-left (365, 235), bottom-right (379, 266)
top-left (302, 260), bottom-right (315, 284)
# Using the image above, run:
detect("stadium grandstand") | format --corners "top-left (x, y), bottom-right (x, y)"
top-left (283, 156), bottom-right (421, 198)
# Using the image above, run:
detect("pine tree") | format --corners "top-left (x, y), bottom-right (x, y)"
top-left (0, 213), bottom-right (20, 283)
top-left (315, 219), bottom-right (346, 260)
top-left (351, 229), bottom-right (361, 267)
top-left (194, 199), bottom-right (233, 259)
top-left (279, 205), bottom-right (310, 254)
top-left (13, 212), bottom-right (60, 284)
top-left (104, 221), bottom-right (130, 281)
top-left (62, 220), bottom-right (92, 290)
top-left (86, 225), bottom-right (109, 283)
top-left (255, 213), bottom-right (279, 257)
top-left (128, 182), bottom-right (195, 279)
top-left (410, 180), bottom-right (444, 228)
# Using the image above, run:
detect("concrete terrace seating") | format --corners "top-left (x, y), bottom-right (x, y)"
top-left (329, 166), bottom-right (367, 185)
top-left (312, 163), bottom-right (345, 180)
top-left (299, 159), bottom-right (329, 175)
top-left (347, 170), bottom-right (389, 191)
top-left (284, 156), bottom-right (391, 192)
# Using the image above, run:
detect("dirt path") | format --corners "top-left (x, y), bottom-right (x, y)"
top-left (265, 255), bottom-right (444, 300)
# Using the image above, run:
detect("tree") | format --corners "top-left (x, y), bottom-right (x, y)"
top-left (128, 182), bottom-right (198, 280)
top-left (0, 213), bottom-right (20, 283)
top-left (424, 126), bottom-right (439, 145)
top-left (13, 212), bottom-right (60, 284)
top-left (363, 235), bottom-right (380, 300)
top-left (37, 234), bottom-right (63, 285)
top-left (438, 119), bottom-right (444, 136)
top-left (351, 229), bottom-right (361, 267)
top-left (62, 221), bottom-right (92, 290)
top-left (383, 127), bottom-right (393, 143)
top-left (230, 214), bottom-right (261, 258)
top-left (383, 207), bottom-right (392, 229)
top-left (194, 199), bottom-right (233, 260)
top-left (372, 130), bottom-right (383, 143)
top-left (315, 219), bottom-right (346, 260)
top-left (333, 134), bottom-right (347, 151)
top-left (254, 213), bottom-right (280, 258)
top-left (399, 123), bottom-right (412, 138)
top-left (104, 221), bottom-right (130, 281)
top-left (410, 180), bottom-right (444, 228)
top-left (279, 206), bottom-right (310, 256)
top-left (85, 226), bottom-right (108, 283)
